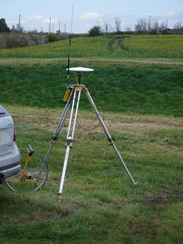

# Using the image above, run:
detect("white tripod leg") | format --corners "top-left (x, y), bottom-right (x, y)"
top-left (58, 87), bottom-right (82, 201)
top-left (58, 145), bottom-right (71, 200)
top-left (85, 88), bottom-right (137, 186)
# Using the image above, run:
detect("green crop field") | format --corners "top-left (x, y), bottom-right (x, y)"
top-left (0, 34), bottom-right (183, 58)
top-left (0, 35), bottom-right (183, 243)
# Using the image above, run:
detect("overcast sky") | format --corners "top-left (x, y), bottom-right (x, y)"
top-left (1, 0), bottom-right (183, 33)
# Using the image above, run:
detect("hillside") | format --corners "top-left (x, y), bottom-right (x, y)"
top-left (0, 35), bottom-right (183, 59)
top-left (0, 61), bottom-right (183, 117)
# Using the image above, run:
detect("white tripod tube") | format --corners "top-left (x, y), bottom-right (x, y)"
top-left (58, 146), bottom-right (70, 195)
top-left (58, 88), bottom-right (82, 197)
top-left (85, 89), bottom-right (137, 186)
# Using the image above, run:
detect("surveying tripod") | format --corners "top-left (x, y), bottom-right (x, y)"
top-left (44, 67), bottom-right (137, 202)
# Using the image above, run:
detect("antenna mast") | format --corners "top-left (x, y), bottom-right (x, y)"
top-left (67, 4), bottom-right (74, 87)
top-left (18, 14), bottom-right (21, 35)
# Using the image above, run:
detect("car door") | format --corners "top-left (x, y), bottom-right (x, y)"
top-left (0, 107), bottom-right (14, 157)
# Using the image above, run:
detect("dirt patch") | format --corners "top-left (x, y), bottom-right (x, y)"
top-left (75, 113), bottom-right (183, 137)
top-left (5, 105), bottom-right (183, 137)
top-left (141, 187), bottom-right (183, 207)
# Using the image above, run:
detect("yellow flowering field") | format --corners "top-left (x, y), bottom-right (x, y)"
top-left (0, 35), bottom-right (182, 59)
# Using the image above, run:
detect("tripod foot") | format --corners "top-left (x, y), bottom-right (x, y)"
top-left (58, 193), bottom-right (62, 203)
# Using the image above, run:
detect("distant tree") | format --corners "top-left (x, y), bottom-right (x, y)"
top-left (151, 21), bottom-right (160, 34)
top-left (114, 17), bottom-right (121, 33)
top-left (88, 26), bottom-right (101, 37)
top-left (102, 19), bottom-right (111, 33)
top-left (0, 18), bottom-right (10, 33)
top-left (135, 18), bottom-right (148, 33)
top-left (11, 24), bottom-right (23, 34)
top-left (174, 21), bottom-right (182, 30)
top-left (159, 20), bottom-right (168, 31)
top-left (125, 26), bottom-right (132, 33)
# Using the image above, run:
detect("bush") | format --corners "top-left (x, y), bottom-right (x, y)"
top-left (88, 26), bottom-right (102, 37)
top-left (6, 34), bottom-right (31, 48)
top-left (28, 34), bottom-right (47, 45)
top-left (46, 34), bottom-right (59, 42)
top-left (0, 33), bottom-right (32, 48)
top-left (0, 33), bottom-right (8, 48)
top-left (0, 33), bottom-right (48, 49)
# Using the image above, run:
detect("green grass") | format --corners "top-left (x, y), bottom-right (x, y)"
top-left (0, 35), bottom-right (183, 242)
top-left (0, 106), bottom-right (183, 243)
top-left (0, 61), bottom-right (183, 116)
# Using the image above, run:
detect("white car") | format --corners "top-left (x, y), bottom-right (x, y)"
top-left (0, 105), bottom-right (20, 184)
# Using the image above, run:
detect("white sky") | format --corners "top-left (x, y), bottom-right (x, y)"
top-left (1, 0), bottom-right (183, 33)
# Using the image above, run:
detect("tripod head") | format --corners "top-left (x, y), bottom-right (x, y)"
top-left (66, 67), bottom-right (94, 84)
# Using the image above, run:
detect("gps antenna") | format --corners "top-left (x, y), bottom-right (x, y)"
top-left (67, 4), bottom-right (74, 87)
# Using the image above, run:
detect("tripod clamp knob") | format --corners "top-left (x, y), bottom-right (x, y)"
top-left (66, 136), bottom-right (73, 147)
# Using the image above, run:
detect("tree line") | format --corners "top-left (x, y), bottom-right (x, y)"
top-left (0, 18), bottom-right (68, 49)
top-left (89, 17), bottom-right (183, 36)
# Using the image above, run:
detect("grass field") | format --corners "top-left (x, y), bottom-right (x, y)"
top-left (0, 34), bottom-right (183, 243)
top-left (0, 105), bottom-right (183, 243)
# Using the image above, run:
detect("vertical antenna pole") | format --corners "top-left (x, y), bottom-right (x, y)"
top-left (18, 14), bottom-right (21, 35)
top-left (67, 4), bottom-right (74, 86)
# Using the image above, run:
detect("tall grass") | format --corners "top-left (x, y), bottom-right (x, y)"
top-left (0, 62), bottom-right (183, 116)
